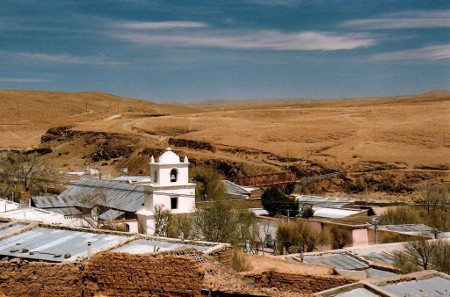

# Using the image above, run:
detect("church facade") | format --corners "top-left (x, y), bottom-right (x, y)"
top-left (136, 148), bottom-right (196, 235)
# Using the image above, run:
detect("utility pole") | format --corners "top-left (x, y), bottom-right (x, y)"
top-left (287, 209), bottom-right (290, 222)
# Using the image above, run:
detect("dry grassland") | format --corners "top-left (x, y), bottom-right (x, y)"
top-left (0, 90), bottom-right (449, 189)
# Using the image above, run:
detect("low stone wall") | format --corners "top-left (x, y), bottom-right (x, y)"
top-left (0, 261), bottom-right (82, 297)
top-left (0, 252), bottom-right (203, 297)
top-left (246, 270), bottom-right (357, 295)
top-left (84, 252), bottom-right (204, 297)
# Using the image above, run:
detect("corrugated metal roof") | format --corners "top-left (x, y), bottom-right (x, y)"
top-left (380, 224), bottom-right (437, 238)
top-left (303, 253), bottom-right (369, 270)
top-left (99, 209), bottom-right (125, 221)
top-left (335, 287), bottom-right (381, 297)
top-left (111, 176), bottom-right (151, 183)
top-left (0, 223), bottom-right (27, 237)
top-left (312, 207), bottom-right (365, 219)
top-left (365, 268), bottom-right (396, 279)
top-left (296, 195), bottom-right (353, 208)
top-left (59, 178), bottom-right (144, 212)
top-left (44, 207), bottom-right (82, 216)
top-left (362, 251), bottom-right (396, 266)
top-left (32, 195), bottom-right (78, 208)
top-left (381, 276), bottom-right (450, 296)
top-left (112, 239), bottom-right (210, 254)
top-left (0, 226), bottom-right (129, 262)
top-left (222, 180), bottom-right (251, 196)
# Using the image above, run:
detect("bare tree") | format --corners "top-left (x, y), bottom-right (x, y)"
top-left (330, 226), bottom-right (353, 249)
top-left (430, 240), bottom-right (450, 274)
top-left (422, 183), bottom-right (448, 213)
top-left (403, 237), bottom-right (435, 270)
top-left (0, 151), bottom-right (56, 199)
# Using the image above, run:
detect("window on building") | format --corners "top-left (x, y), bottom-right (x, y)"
top-left (154, 170), bottom-right (158, 183)
top-left (171, 197), bottom-right (178, 210)
top-left (170, 168), bottom-right (178, 182)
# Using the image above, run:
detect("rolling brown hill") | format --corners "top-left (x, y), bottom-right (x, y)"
top-left (1, 89), bottom-right (449, 197)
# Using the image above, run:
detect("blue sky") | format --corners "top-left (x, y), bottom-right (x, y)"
top-left (0, 0), bottom-right (449, 102)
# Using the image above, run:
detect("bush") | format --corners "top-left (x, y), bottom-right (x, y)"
top-left (301, 206), bottom-right (315, 219)
top-left (231, 248), bottom-right (252, 272)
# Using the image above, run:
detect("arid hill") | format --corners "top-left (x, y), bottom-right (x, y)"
top-left (1, 89), bottom-right (449, 197)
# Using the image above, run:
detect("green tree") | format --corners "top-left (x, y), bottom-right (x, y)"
top-left (261, 186), bottom-right (299, 217)
top-left (301, 206), bottom-right (315, 219)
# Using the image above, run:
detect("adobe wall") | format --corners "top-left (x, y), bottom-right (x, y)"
top-left (0, 261), bottom-right (82, 297)
top-left (0, 252), bottom-right (203, 297)
top-left (246, 270), bottom-right (357, 295)
top-left (84, 252), bottom-right (204, 297)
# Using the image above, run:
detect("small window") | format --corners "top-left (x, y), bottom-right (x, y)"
top-left (171, 197), bottom-right (178, 210)
top-left (170, 169), bottom-right (178, 182)
top-left (154, 170), bottom-right (158, 183)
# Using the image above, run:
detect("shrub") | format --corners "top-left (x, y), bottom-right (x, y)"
top-left (261, 186), bottom-right (299, 217)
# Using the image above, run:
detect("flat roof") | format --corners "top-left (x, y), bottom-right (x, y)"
top-left (302, 253), bottom-right (369, 270)
top-left (380, 276), bottom-right (450, 296)
top-left (0, 223), bottom-right (27, 237)
top-left (334, 287), bottom-right (381, 297)
top-left (0, 208), bottom-right (65, 224)
top-left (312, 207), bottom-right (365, 219)
top-left (112, 239), bottom-right (210, 254)
top-left (0, 226), bottom-right (129, 262)
top-left (379, 224), bottom-right (438, 238)
top-left (0, 198), bottom-right (20, 213)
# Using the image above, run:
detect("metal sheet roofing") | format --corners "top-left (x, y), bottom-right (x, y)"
top-left (335, 287), bottom-right (381, 297)
top-left (312, 207), bottom-right (365, 219)
top-left (296, 195), bottom-right (353, 208)
top-left (99, 209), bottom-right (125, 221)
top-left (380, 224), bottom-right (437, 238)
top-left (365, 268), bottom-right (396, 279)
top-left (303, 253), bottom-right (369, 270)
top-left (32, 195), bottom-right (79, 208)
top-left (112, 239), bottom-right (210, 254)
top-left (111, 176), bottom-right (151, 183)
top-left (55, 178), bottom-right (145, 212)
top-left (44, 207), bottom-right (82, 216)
top-left (362, 251), bottom-right (396, 266)
top-left (381, 276), bottom-right (450, 297)
top-left (222, 180), bottom-right (251, 196)
top-left (0, 223), bottom-right (26, 237)
top-left (0, 226), bottom-right (129, 262)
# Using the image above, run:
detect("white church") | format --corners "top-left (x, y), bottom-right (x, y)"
top-left (136, 148), bottom-right (196, 234)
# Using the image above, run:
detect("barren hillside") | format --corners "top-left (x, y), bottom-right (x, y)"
top-left (1, 89), bottom-right (449, 196)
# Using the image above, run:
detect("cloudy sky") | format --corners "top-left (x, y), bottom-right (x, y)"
top-left (1, 0), bottom-right (449, 102)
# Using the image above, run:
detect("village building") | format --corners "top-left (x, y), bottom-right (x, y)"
top-left (137, 147), bottom-right (196, 234)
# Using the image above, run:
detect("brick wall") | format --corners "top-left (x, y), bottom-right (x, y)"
top-left (246, 270), bottom-right (357, 295)
top-left (0, 261), bottom-right (82, 297)
top-left (83, 252), bottom-right (204, 297)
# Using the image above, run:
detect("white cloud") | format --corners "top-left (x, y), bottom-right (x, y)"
top-left (114, 30), bottom-right (375, 51)
top-left (17, 52), bottom-right (123, 66)
top-left (371, 44), bottom-right (450, 61)
top-left (114, 21), bottom-right (208, 30)
top-left (0, 77), bottom-right (49, 83)
top-left (342, 10), bottom-right (450, 29)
